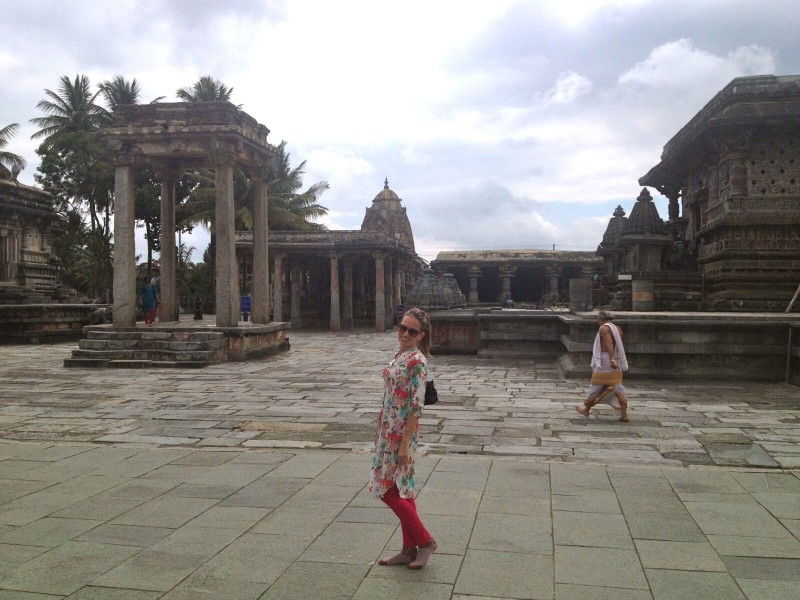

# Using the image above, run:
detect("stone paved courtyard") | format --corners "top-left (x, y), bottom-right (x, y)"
top-left (0, 330), bottom-right (798, 599)
top-left (1, 330), bottom-right (798, 469)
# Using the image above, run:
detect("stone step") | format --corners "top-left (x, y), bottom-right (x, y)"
top-left (86, 330), bottom-right (225, 342)
top-left (480, 331), bottom-right (561, 341)
top-left (77, 339), bottom-right (227, 352)
top-left (63, 358), bottom-right (111, 368)
top-left (478, 348), bottom-right (560, 359)
top-left (71, 348), bottom-right (225, 362)
top-left (64, 357), bottom-right (215, 369)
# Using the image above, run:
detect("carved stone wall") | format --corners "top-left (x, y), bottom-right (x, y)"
top-left (0, 180), bottom-right (60, 291)
top-left (640, 75), bottom-right (800, 311)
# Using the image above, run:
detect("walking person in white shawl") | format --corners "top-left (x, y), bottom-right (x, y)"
top-left (576, 311), bottom-right (630, 422)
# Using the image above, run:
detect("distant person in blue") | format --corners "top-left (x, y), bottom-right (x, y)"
top-left (139, 277), bottom-right (157, 327)
top-left (150, 268), bottom-right (161, 321)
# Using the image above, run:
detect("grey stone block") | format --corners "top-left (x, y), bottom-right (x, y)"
top-left (736, 578), bottom-right (800, 600)
top-left (260, 562), bottom-right (369, 600)
top-left (454, 549), bottom-right (553, 599)
top-left (555, 545), bottom-right (648, 589)
top-left (646, 569), bottom-right (746, 600)
top-left (299, 522), bottom-right (395, 564)
top-left (554, 511), bottom-right (633, 549)
top-left (721, 555), bottom-right (800, 581)
top-left (470, 512), bottom-right (553, 555)
top-left (0, 541), bottom-right (141, 596)
top-left (635, 539), bottom-right (727, 571)
top-left (353, 578), bottom-right (453, 600)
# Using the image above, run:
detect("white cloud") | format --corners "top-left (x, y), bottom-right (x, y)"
top-left (2, 0), bottom-right (798, 268)
top-left (619, 39), bottom-right (776, 90)
top-left (544, 71), bottom-right (593, 105)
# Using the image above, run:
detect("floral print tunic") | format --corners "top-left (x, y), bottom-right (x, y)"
top-left (369, 348), bottom-right (427, 499)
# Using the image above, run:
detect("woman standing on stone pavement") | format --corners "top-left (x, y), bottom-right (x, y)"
top-left (369, 307), bottom-right (437, 569)
top-left (138, 276), bottom-right (157, 327)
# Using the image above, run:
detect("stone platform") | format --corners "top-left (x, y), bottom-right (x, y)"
top-left (63, 316), bottom-right (290, 368)
top-left (0, 303), bottom-right (103, 344)
top-left (431, 309), bottom-right (800, 383)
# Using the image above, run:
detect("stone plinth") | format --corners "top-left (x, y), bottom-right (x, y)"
top-left (429, 310), bottom-right (480, 354)
top-left (559, 312), bottom-right (799, 382)
top-left (0, 304), bottom-right (102, 344)
top-left (63, 321), bottom-right (290, 367)
top-left (430, 309), bottom-right (800, 383)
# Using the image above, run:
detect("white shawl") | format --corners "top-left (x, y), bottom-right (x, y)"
top-left (590, 322), bottom-right (629, 371)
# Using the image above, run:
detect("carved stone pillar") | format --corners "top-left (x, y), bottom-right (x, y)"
top-left (392, 259), bottom-right (402, 310)
top-left (384, 258), bottom-right (394, 328)
top-left (215, 165), bottom-right (238, 326)
top-left (272, 253), bottom-right (285, 322)
top-left (354, 264), bottom-right (366, 321)
top-left (498, 265), bottom-right (516, 301)
top-left (113, 165), bottom-right (136, 327)
top-left (329, 252), bottom-right (340, 332)
top-left (158, 172), bottom-right (179, 323)
top-left (375, 254), bottom-right (385, 332)
top-left (663, 184), bottom-right (681, 221)
top-left (545, 265), bottom-right (561, 303)
top-left (729, 152), bottom-right (749, 197)
top-left (342, 258), bottom-right (353, 329)
top-left (467, 265), bottom-right (482, 304)
top-left (251, 178), bottom-right (269, 324)
top-left (290, 260), bottom-right (302, 328)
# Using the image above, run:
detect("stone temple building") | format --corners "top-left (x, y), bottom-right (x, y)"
top-left (236, 179), bottom-right (423, 331)
top-left (430, 249), bottom-right (601, 306)
top-left (605, 74), bottom-right (800, 311)
top-left (0, 179), bottom-right (61, 300)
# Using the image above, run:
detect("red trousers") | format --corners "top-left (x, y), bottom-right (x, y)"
top-left (381, 485), bottom-right (433, 548)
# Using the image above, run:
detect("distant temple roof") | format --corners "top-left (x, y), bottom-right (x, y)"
top-left (640, 74), bottom-right (800, 188)
top-left (434, 249), bottom-right (600, 264)
top-left (373, 178), bottom-right (400, 201)
top-left (622, 188), bottom-right (666, 237)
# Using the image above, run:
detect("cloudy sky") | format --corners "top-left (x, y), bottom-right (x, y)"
top-left (2, 0), bottom-right (799, 262)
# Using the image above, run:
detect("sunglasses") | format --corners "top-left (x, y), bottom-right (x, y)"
top-left (396, 323), bottom-right (421, 337)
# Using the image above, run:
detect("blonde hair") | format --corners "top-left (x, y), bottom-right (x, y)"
top-left (403, 307), bottom-right (432, 357)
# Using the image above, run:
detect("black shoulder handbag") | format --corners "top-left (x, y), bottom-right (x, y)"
top-left (424, 380), bottom-right (438, 405)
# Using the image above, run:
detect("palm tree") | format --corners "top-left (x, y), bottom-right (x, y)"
top-left (268, 141), bottom-right (329, 231)
top-left (99, 75), bottom-right (142, 110)
top-left (99, 76), bottom-right (165, 110)
top-left (0, 123), bottom-right (26, 180)
top-left (30, 74), bottom-right (109, 146)
top-left (176, 76), bottom-right (236, 103)
top-left (177, 143), bottom-right (329, 234)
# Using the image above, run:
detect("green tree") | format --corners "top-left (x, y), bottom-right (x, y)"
top-left (99, 75), bottom-right (166, 273)
top-left (30, 75), bottom-right (109, 146)
top-left (176, 75), bottom-right (236, 103)
top-left (267, 141), bottom-right (329, 231)
top-left (99, 75), bottom-right (165, 109)
top-left (0, 123), bottom-right (26, 180)
top-left (177, 143), bottom-right (329, 234)
top-left (31, 74), bottom-right (114, 297)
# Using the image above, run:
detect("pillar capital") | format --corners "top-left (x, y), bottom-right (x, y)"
top-left (545, 265), bottom-right (561, 276)
top-left (498, 265), bottom-right (517, 277)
